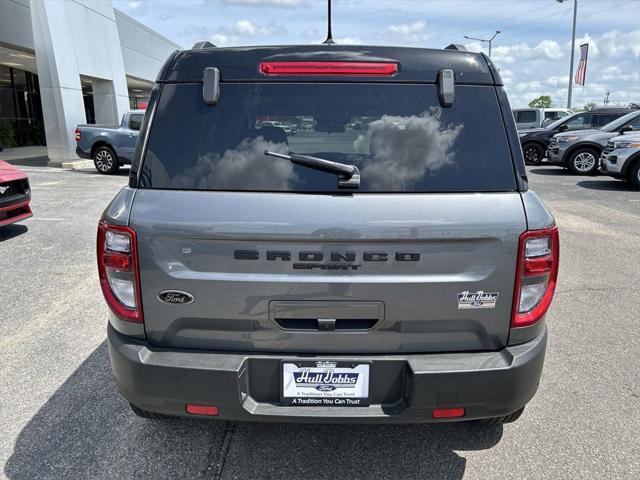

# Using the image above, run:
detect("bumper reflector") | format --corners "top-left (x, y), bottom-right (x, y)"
top-left (432, 408), bottom-right (465, 419)
top-left (186, 404), bottom-right (219, 416)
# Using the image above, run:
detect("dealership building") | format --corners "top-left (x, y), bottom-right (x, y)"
top-left (0, 0), bottom-right (180, 165)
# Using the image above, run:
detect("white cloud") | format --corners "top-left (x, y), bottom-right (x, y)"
top-left (173, 137), bottom-right (296, 190)
top-left (358, 110), bottom-right (462, 190)
top-left (573, 30), bottom-right (640, 60)
top-left (546, 75), bottom-right (569, 87)
top-left (222, 0), bottom-right (305, 6)
top-left (384, 20), bottom-right (427, 44)
top-left (481, 27), bottom-right (640, 107)
top-left (490, 39), bottom-right (563, 63)
top-left (513, 81), bottom-right (543, 92)
top-left (599, 66), bottom-right (639, 83)
top-left (235, 19), bottom-right (257, 35)
top-left (112, 0), bottom-right (640, 108)
top-left (178, 25), bottom-right (212, 37)
top-left (233, 19), bottom-right (275, 36)
top-left (499, 68), bottom-right (515, 85)
top-left (211, 33), bottom-right (231, 47)
top-left (386, 20), bottom-right (426, 36)
top-left (334, 36), bottom-right (363, 45)
top-left (210, 19), bottom-right (279, 46)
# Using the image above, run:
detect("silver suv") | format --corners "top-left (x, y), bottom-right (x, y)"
top-left (100, 44), bottom-right (559, 425)
top-left (548, 110), bottom-right (640, 175)
top-left (600, 133), bottom-right (640, 189)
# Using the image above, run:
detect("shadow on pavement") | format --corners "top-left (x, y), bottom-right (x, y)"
top-left (73, 167), bottom-right (131, 177)
top-left (527, 167), bottom-right (567, 176)
top-left (577, 179), bottom-right (635, 192)
top-left (0, 224), bottom-right (28, 242)
top-left (3, 156), bottom-right (49, 167)
top-left (5, 342), bottom-right (503, 480)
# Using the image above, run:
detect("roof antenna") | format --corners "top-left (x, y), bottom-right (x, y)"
top-left (322, 0), bottom-right (335, 44)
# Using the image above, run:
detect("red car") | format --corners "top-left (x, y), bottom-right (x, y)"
top-left (0, 160), bottom-right (32, 227)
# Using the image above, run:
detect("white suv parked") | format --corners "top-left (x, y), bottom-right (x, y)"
top-left (600, 133), bottom-right (640, 190)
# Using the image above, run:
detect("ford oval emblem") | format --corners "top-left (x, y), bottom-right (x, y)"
top-left (158, 290), bottom-right (194, 304)
top-left (315, 385), bottom-right (336, 392)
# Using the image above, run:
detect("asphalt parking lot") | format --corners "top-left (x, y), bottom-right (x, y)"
top-left (1, 164), bottom-right (639, 480)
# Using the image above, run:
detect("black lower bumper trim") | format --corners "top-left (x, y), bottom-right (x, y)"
top-left (107, 324), bottom-right (547, 424)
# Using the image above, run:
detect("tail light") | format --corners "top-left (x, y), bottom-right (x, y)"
top-left (512, 226), bottom-right (559, 327)
top-left (75, 128), bottom-right (81, 142)
top-left (97, 222), bottom-right (143, 323)
top-left (259, 61), bottom-right (398, 76)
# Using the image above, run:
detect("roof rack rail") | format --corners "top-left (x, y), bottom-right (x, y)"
top-left (192, 41), bottom-right (216, 49)
top-left (445, 44), bottom-right (467, 52)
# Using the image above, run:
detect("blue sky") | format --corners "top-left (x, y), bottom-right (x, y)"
top-left (115, 0), bottom-right (640, 108)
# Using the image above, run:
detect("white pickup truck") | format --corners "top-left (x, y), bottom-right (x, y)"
top-left (513, 107), bottom-right (572, 130)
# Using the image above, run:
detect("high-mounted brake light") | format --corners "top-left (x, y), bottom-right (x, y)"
top-left (259, 61), bottom-right (398, 77)
top-left (512, 226), bottom-right (560, 328)
top-left (97, 222), bottom-right (143, 323)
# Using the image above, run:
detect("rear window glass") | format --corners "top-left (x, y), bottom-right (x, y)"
top-left (595, 114), bottom-right (622, 127)
top-left (515, 110), bottom-right (537, 123)
top-left (140, 83), bottom-right (516, 193)
top-left (129, 114), bottom-right (143, 131)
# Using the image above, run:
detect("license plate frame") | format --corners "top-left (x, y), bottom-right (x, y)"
top-left (281, 360), bottom-right (370, 407)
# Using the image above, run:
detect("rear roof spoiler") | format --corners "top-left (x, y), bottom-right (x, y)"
top-left (445, 44), bottom-right (467, 52)
top-left (193, 41), bottom-right (216, 49)
top-left (161, 45), bottom-right (497, 85)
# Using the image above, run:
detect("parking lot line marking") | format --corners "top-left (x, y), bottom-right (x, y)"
top-left (39, 181), bottom-right (64, 186)
top-left (18, 167), bottom-right (69, 173)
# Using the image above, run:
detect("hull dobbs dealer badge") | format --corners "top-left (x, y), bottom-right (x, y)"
top-left (457, 290), bottom-right (499, 309)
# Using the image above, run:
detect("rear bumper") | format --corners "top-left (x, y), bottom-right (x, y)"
top-left (108, 324), bottom-right (547, 423)
top-left (75, 146), bottom-right (91, 159)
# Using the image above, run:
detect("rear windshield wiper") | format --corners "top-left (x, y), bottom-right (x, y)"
top-left (264, 150), bottom-right (360, 188)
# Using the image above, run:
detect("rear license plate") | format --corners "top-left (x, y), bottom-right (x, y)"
top-left (281, 361), bottom-right (370, 406)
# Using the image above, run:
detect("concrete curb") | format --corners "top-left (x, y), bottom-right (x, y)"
top-left (59, 159), bottom-right (94, 170)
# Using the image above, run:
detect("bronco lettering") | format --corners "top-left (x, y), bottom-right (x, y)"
top-left (234, 249), bottom-right (419, 262)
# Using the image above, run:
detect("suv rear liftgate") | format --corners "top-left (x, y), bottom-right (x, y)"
top-left (102, 45), bottom-right (558, 423)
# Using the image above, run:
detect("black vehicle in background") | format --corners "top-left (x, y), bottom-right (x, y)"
top-left (518, 107), bottom-right (633, 165)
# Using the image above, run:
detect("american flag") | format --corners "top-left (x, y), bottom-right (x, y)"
top-left (575, 43), bottom-right (589, 86)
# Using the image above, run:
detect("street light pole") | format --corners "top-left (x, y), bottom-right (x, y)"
top-left (464, 30), bottom-right (501, 58)
top-left (557, 0), bottom-right (578, 109)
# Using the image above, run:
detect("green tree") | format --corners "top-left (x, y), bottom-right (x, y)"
top-left (0, 119), bottom-right (17, 148)
top-left (583, 102), bottom-right (597, 111)
top-left (528, 96), bottom-right (554, 108)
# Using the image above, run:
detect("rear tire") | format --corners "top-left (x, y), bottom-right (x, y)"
top-left (627, 161), bottom-right (640, 190)
top-left (567, 147), bottom-right (599, 175)
top-left (129, 403), bottom-right (173, 420)
top-left (480, 406), bottom-right (525, 425)
top-left (522, 143), bottom-right (544, 165)
top-left (93, 146), bottom-right (120, 175)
